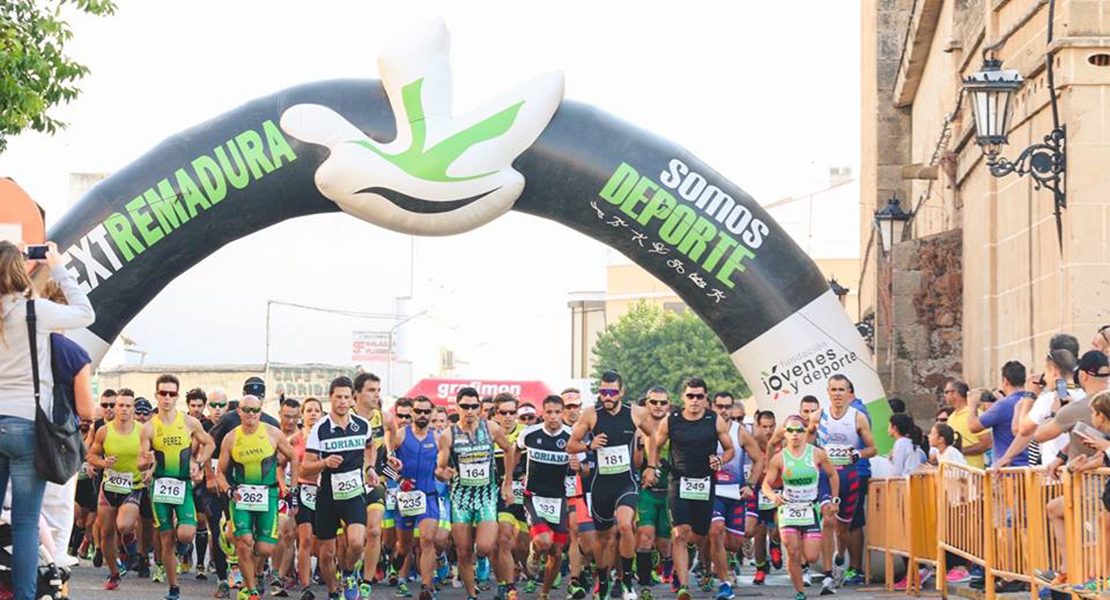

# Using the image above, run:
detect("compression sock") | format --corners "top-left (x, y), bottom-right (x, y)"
top-left (637, 551), bottom-right (654, 586)
top-left (596, 566), bottom-right (609, 599)
top-left (621, 555), bottom-right (634, 588)
top-left (70, 526), bottom-right (84, 555)
top-left (663, 557), bottom-right (674, 582)
top-left (195, 528), bottom-right (209, 568)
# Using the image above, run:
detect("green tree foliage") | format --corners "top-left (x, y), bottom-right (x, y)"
top-left (590, 300), bottom-right (750, 402)
top-left (0, 0), bottom-right (116, 153)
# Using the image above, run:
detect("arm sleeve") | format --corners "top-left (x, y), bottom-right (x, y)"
top-left (34, 266), bottom-right (95, 330)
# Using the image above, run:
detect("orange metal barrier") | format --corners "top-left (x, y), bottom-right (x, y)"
top-left (937, 463), bottom-right (988, 598)
top-left (862, 472), bottom-right (938, 594)
top-left (1066, 468), bottom-right (1110, 598)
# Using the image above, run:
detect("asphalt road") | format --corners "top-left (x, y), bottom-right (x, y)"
top-left (65, 562), bottom-right (904, 600)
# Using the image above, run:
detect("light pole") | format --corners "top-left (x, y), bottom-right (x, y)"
top-left (387, 309), bottom-right (428, 398)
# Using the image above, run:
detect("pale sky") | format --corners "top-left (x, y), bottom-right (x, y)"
top-left (0, 0), bottom-right (861, 392)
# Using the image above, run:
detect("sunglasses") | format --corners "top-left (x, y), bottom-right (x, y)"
top-left (497, 410), bottom-right (516, 416)
top-left (209, 402), bottom-right (228, 408)
top-left (685, 393), bottom-right (706, 400)
top-left (785, 426), bottom-right (806, 434)
top-left (134, 410), bottom-right (151, 416)
top-left (413, 408), bottom-right (433, 415)
top-left (520, 415), bottom-right (537, 421)
top-left (157, 390), bottom-right (179, 398)
top-left (598, 389), bottom-right (620, 398)
top-left (648, 400), bottom-right (670, 407)
top-left (458, 403), bottom-right (480, 411)
top-left (397, 413), bottom-right (413, 420)
top-left (101, 403), bottom-right (116, 409)
top-left (241, 407), bottom-right (262, 414)
top-left (714, 404), bottom-right (732, 411)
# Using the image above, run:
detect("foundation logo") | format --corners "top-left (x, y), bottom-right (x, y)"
top-left (758, 343), bottom-right (862, 400)
top-left (280, 19), bottom-right (564, 236)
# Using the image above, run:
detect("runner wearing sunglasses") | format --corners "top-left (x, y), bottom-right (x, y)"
top-left (436, 387), bottom-right (516, 600)
top-left (568, 370), bottom-right (661, 600)
top-left (634, 387), bottom-right (673, 600)
top-left (142, 374), bottom-right (216, 600)
top-left (492, 394), bottom-right (530, 600)
top-left (560, 389), bottom-right (595, 600)
top-left (762, 415), bottom-right (840, 600)
top-left (644, 377), bottom-right (736, 600)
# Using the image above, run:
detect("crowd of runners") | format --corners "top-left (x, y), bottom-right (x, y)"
top-left (69, 367), bottom-right (897, 600)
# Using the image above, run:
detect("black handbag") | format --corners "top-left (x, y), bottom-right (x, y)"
top-left (25, 300), bottom-right (85, 484)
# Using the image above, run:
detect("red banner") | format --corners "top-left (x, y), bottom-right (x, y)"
top-left (403, 378), bottom-right (554, 407)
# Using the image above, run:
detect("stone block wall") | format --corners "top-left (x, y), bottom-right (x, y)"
top-left (883, 229), bottom-right (963, 420)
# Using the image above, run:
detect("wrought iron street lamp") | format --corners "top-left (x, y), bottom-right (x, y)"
top-left (873, 196), bottom-right (911, 256)
top-left (962, 0), bottom-right (1066, 247)
top-left (829, 277), bottom-right (849, 306)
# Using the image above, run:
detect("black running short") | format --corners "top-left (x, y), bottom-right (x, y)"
top-left (589, 477), bottom-right (638, 532)
top-left (313, 485), bottom-right (367, 540)
top-left (668, 478), bottom-right (716, 537)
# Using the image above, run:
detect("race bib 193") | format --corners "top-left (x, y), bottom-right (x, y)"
top-left (153, 477), bottom-right (186, 505)
top-left (679, 476), bottom-right (711, 501)
top-left (237, 484), bottom-right (269, 512)
top-left (533, 495), bottom-right (563, 524)
top-left (332, 469), bottom-right (364, 501)
top-left (597, 446), bottom-right (631, 475)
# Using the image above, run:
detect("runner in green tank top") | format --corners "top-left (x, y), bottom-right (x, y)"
top-left (634, 387), bottom-right (673, 598)
top-left (761, 414), bottom-right (840, 600)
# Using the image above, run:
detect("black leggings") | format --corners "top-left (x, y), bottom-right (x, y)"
top-left (199, 486), bottom-right (229, 580)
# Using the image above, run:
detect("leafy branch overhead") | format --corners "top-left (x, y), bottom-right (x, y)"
top-left (591, 300), bottom-right (750, 402)
top-left (0, 0), bottom-right (116, 153)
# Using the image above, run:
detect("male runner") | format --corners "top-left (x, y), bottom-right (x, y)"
top-left (133, 395), bottom-right (160, 580)
top-left (709, 392), bottom-right (764, 599)
top-left (568, 370), bottom-right (660, 600)
top-left (386, 396), bottom-right (441, 600)
top-left (634, 387), bottom-right (673, 600)
top-left (303, 377), bottom-right (373, 600)
top-left (561, 388), bottom-right (594, 600)
top-left (749, 410), bottom-right (783, 584)
top-left (273, 398), bottom-right (304, 596)
top-left (644, 377), bottom-right (736, 600)
top-left (142, 375), bottom-right (215, 600)
top-left (352, 373), bottom-right (390, 593)
top-left (87, 392), bottom-right (151, 590)
top-left (292, 398), bottom-right (324, 600)
top-left (216, 395), bottom-right (298, 600)
top-left (493, 393), bottom-right (529, 600)
top-left (436, 387), bottom-right (516, 600)
top-left (512, 395), bottom-right (582, 600)
top-left (810, 375), bottom-right (876, 593)
top-left (184, 388), bottom-right (213, 580)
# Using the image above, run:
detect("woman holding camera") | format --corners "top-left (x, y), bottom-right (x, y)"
top-left (0, 241), bottom-right (95, 600)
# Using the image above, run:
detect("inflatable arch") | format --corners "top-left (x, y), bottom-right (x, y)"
top-left (48, 21), bottom-right (891, 449)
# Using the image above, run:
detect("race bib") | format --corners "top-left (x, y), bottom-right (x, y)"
top-left (533, 495), bottom-right (563, 524)
top-left (743, 463), bottom-right (753, 481)
top-left (332, 469), bottom-right (364, 501)
top-left (397, 490), bottom-right (427, 517)
top-left (784, 486), bottom-right (818, 503)
top-left (512, 481), bottom-right (525, 505)
top-left (564, 475), bottom-right (578, 498)
top-left (284, 469), bottom-right (293, 488)
top-left (779, 502), bottom-right (815, 526)
top-left (758, 489), bottom-right (777, 511)
top-left (300, 484), bottom-right (317, 511)
top-left (153, 477), bottom-right (187, 505)
top-left (679, 476), bottom-right (711, 501)
top-left (104, 470), bottom-right (133, 494)
top-left (826, 444), bottom-right (853, 467)
top-left (237, 484), bottom-right (269, 512)
top-left (597, 446), bottom-right (631, 475)
top-left (211, 458), bottom-right (220, 473)
top-left (385, 487), bottom-right (398, 511)
top-left (459, 461), bottom-right (491, 487)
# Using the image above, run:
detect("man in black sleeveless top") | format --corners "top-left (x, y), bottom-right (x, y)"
top-left (645, 377), bottom-right (736, 600)
top-left (568, 371), bottom-right (659, 600)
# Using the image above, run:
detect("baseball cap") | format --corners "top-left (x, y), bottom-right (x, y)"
top-left (1078, 350), bottom-right (1110, 378)
top-left (134, 398), bottom-right (153, 414)
top-left (518, 404), bottom-right (537, 417)
top-left (243, 377), bottom-right (265, 399)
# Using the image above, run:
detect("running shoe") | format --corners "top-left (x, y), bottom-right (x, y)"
top-left (831, 559), bottom-right (844, 588)
top-left (216, 582), bottom-right (231, 599)
top-left (639, 587), bottom-right (652, 600)
top-left (344, 576), bottom-right (361, 600)
top-left (1073, 578), bottom-right (1110, 594)
top-left (523, 578), bottom-right (537, 593)
top-left (153, 563), bottom-right (167, 583)
top-left (753, 570), bottom-right (766, 585)
top-left (237, 589), bottom-right (253, 600)
top-left (167, 585), bottom-right (182, 600)
top-left (395, 581), bottom-right (411, 598)
top-left (700, 574), bottom-right (714, 592)
top-left (567, 579), bottom-right (587, 600)
top-left (388, 568), bottom-right (399, 587)
top-left (820, 577), bottom-right (837, 596)
top-left (299, 587), bottom-right (314, 600)
top-left (198, 566), bottom-right (210, 581)
top-left (231, 568), bottom-right (244, 589)
top-left (436, 557), bottom-right (449, 584)
top-left (770, 544), bottom-right (783, 570)
top-left (893, 578), bottom-right (908, 591)
top-left (795, 593), bottom-right (807, 600)
top-left (946, 567), bottom-right (971, 584)
top-left (418, 585), bottom-right (434, 600)
top-left (676, 587), bottom-right (691, 600)
top-left (476, 557), bottom-right (491, 586)
top-left (94, 549), bottom-right (104, 568)
top-left (609, 581), bottom-right (621, 598)
top-left (359, 581), bottom-right (372, 599)
top-left (716, 581), bottom-right (735, 600)
top-left (272, 581), bottom-right (290, 598)
top-left (538, 593), bottom-right (549, 600)
top-left (843, 568), bottom-right (864, 586)
top-left (802, 568), bottom-right (813, 588)
top-left (180, 556), bottom-right (194, 574)
top-left (105, 574), bottom-right (121, 590)
top-left (621, 582), bottom-right (636, 600)
top-left (137, 560), bottom-right (152, 579)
